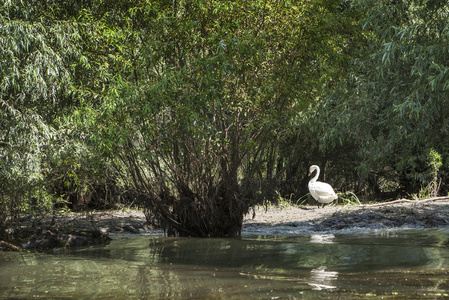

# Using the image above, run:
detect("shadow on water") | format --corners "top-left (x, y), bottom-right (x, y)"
top-left (1, 228), bottom-right (449, 299)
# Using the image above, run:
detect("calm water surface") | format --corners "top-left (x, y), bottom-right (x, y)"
top-left (1, 228), bottom-right (449, 299)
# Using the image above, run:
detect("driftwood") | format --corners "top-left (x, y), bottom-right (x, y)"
top-left (0, 240), bottom-right (22, 252)
top-left (360, 196), bottom-right (449, 208)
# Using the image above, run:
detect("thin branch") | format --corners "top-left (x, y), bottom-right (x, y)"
top-left (360, 196), bottom-right (449, 207)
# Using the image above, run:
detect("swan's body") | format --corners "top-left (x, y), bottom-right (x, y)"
top-left (308, 165), bottom-right (337, 207)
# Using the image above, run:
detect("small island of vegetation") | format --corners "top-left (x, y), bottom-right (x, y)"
top-left (1, 0), bottom-right (449, 249)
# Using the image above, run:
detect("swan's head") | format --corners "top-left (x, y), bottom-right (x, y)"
top-left (308, 165), bottom-right (319, 176)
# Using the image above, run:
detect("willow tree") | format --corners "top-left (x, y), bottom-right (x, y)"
top-left (0, 2), bottom-right (78, 225)
top-left (317, 0), bottom-right (449, 197)
top-left (0, 0), bottom-right (118, 238)
top-left (69, 0), bottom-right (349, 236)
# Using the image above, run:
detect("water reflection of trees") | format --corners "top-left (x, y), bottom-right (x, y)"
top-left (147, 230), bottom-right (449, 274)
top-left (3, 230), bottom-right (449, 298)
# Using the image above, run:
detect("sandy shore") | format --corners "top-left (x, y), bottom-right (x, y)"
top-left (54, 197), bottom-right (449, 235)
top-left (3, 197), bottom-right (449, 250)
top-left (89, 197), bottom-right (449, 235)
top-left (243, 198), bottom-right (449, 236)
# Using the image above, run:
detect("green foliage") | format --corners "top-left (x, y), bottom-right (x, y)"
top-left (70, 0), bottom-right (356, 236)
top-left (0, 0), bottom-right (120, 237)
top-left (4, 0), bottom-right (449, 239)
top-left (338, 191), bottom-right (362, 206)
top-left (425, 148), bottom-right (443, 197)
top-left (0, 8), bottom-right (71, 221)
top-left (428, 149), bottom-right (443, 176)
top-left (314, 0), bottom-right (449, 198)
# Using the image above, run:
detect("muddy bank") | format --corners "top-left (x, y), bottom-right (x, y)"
top-left (0, 210), bottom-right (152, 251)
top-left (244, 198), bottom-right (449, 236)
top-left (2, 198), bottom-right (449, 251)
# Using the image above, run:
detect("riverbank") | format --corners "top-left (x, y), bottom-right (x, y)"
top-left (244, 197), bottom-right (449, 236)
top-left (2, 197), bottom-right (449, 251)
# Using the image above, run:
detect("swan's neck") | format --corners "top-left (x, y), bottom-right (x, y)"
top-left (309, 167), bottom-right (320, 184)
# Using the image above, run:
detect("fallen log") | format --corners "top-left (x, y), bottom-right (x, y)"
top-left (0, 240), bottom-right (22, 252)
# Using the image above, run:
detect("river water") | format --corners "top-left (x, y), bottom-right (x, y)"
top-left (1, 228), bottom-right (449, 299)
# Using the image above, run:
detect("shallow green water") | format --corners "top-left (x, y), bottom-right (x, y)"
top-left (1, 228), bottom-right (449, 299)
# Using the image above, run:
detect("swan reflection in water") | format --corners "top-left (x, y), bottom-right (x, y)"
top-left (309, 266), bottom-right (339, 290)
top-left (308, 234), bottom-right (338, 290)
top-left (310, 234), bottom-right (335, 244)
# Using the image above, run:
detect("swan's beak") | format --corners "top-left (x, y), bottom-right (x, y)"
top-left (308, 171), bottom-right (311, 176)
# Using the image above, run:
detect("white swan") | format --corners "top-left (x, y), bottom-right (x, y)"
top-left (308, 165), bottom-right (338, 207)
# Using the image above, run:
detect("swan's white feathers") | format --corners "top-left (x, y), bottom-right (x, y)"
top-left (308, 181), bottom-right (338, 204)
top-left (308, 165), bottom-right (338, 205)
